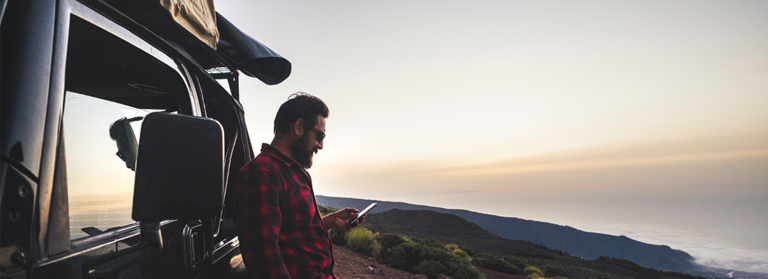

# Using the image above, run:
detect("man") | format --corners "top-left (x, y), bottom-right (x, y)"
top-left (236, 93), bottom-right (364, 279)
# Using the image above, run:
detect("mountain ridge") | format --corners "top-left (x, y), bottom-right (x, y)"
top-left (316, 195), bottom-right (698, 272)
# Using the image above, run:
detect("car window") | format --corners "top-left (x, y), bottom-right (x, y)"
top-left (63, 16), bottom-right (189, 240)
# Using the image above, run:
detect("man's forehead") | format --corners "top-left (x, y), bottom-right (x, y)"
top-left (316, 115), bottom-right (327, 127)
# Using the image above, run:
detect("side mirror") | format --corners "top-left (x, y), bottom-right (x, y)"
top-left (85, 114), bottom-right (224, 278)
top-left (132, 113), bottom-right (225, 222)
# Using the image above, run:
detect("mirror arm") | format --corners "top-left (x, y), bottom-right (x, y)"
top-left (82, 221), bottom-right (163, 279)
top-left (213, 130), bottom-right (238, 238)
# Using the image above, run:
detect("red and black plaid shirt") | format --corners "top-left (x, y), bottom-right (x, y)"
top-left (236, 144), bottom-right (335, 279)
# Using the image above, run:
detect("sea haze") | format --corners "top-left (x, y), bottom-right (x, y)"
top-left (560, 220), bottom-right (768, 275)
top-left (402, 187), bottom-right (768, 273)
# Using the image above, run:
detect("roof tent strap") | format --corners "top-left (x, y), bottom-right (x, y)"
top-left (215, 13), bottom-right (291, 85)
top-left (160, 0), bottom-right (219, 49)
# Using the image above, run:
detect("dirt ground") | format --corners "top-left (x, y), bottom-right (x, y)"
top-left (332, 246), bottom-right (427, 279)
top-left (471, 264), bottom-right (527, 279)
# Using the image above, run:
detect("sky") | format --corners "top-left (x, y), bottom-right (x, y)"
top-left (216, 1), bottom-right (768, 273)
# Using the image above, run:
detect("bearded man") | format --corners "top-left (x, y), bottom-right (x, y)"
top-left (236, 93), bottom-right (363, 279)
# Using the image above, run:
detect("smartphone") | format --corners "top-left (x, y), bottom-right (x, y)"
top-left (349, 203), bottom-right (377, 224)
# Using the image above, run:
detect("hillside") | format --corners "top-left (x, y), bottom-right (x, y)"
top-left (361, 209), bottom-right (704, 279)
top-left (317, 195), bottom-right (698, 272)
top-left (363, 209), bottom-right (562, 260)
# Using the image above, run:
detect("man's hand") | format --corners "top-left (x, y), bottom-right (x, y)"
top-left (322, 207), bottom-right (367, 231)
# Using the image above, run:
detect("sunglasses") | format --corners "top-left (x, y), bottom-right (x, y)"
top-left (310, 127), bottom-right (325, 143)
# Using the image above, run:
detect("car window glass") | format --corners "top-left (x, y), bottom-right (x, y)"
top-left (63, 93), bottom-right (161, 239)
top-left (63, 16), bottom-right (187, 240)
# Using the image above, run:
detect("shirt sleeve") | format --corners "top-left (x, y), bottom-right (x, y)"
top-left (237, 166), bottom-right (291, 279)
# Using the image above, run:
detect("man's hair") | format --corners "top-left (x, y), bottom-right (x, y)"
top-left (273, 92), bottom-right (329, 134)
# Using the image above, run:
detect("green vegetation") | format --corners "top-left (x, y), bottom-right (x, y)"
top-left (541, 265), bottom-right (569, 278)
top-left (525, 266), bottom-right (544, 277)
top-left (375, 234), bottom-right (483, 279)
top-left (317, 204), bottom-right (337, 216)
top-left (378, 233), bottom-right (407, 250)
top-left (335, 229), bottom-right (564, 279)
top-left (347, 228), bottom-right (381, 256)
top-left (473, 254), bottom-right (523, 274)
top-left (327, 228), bottom-right (348, 246)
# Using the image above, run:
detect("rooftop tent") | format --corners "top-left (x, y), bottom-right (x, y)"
top-left (215, 13), bottom-right (291, 85)
top-left (109, 0), bottom-right (291, 85)
top-left (160, 0), bottom-right (291, 85)
top-left (159, 0), bottom-right (219, 49)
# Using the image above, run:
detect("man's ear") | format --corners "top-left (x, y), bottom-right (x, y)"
top-left (292, 118), bottom-right (304, 137)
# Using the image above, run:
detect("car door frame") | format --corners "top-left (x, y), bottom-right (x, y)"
top-left (24, 0), bottom-right (215, 278)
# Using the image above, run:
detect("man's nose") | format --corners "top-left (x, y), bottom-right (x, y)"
top-left (318, 141), bottom-right (323, 150)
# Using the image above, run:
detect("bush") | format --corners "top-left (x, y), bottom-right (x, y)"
top-left (542, 265), bottom-right (569, 278)
top-left (414, 260), bottom-right (451, 279)
top-left (474, 254), bottom-right (522, 274)
top-left (420, 238), bottom-right (447, 250)
top-left (380, 242), bottom-right (483, 279)
top-left (462, 247), bottom-right (478, 258)
top-left (453, 249), bottom-right (472, 261)
top-left (443, 243), bottom-right (471, 261)
top-left (377, 233), bottom-right (407, 251)
top-left (502, 256), bottom-right (527, 270)
top-left (446, 243), bottom-right (460, 251)
top-left (380, 242), bottom-right (422, 269)
top-left (328, 228), bottom-right (348, 246)
top-left (347, 228), bottom-right (380, 257)
top-left (525, 266), bottom-right (544, 277)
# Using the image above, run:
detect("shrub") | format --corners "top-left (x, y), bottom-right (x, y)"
top-left (446, 243), bottom-right (460, 251)
top-left (422, 239), bottom-right (447, 250)
top-left (380, 242), bottom-right (421, 269)
top-left (328, 228), bottom-right (348, 246)
top-left (474, 254), bottom-right (522, 274)
top-left (443, 243), bottom-right (471, 261)
top-left (453, 249), bottom-right (472, 261)
top-left (414, 260), bottom-right (450, 279)
top-left (347, 228), bottom-right (380, 257)
top-left (462, 247), bottom-right (478, 258)
top-left (502, 256), bottom-right (527, 270)
top-left (525, 266), bottom-right (544, 277)
top-left (380, 242), bottom-right (483, 279)
top-left (377, 233), bottom-right (407, 251)
top-left (542, 265), bottom-right (569, 278)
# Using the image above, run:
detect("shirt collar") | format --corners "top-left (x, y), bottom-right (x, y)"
top-left (261, 143), bottom-right (298, 167)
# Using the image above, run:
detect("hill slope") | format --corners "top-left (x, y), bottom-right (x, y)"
top-left (362, 209), bottom-right (703, 279)
top-left (363, 209), bottom-right (561, 260)
top-left (317, 195), bottom-right (698, 272)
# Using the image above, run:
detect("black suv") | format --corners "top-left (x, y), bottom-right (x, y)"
top-left (1, 0), bottom-right (290, 278)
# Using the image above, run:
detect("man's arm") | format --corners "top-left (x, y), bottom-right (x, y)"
top-left (237, 167), bottom-right (291, 279)
top-left (322, 207), bottom-right (366, 231)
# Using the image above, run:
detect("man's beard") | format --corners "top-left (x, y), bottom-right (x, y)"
top-left (291, 132), bottom-right (318, 169)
